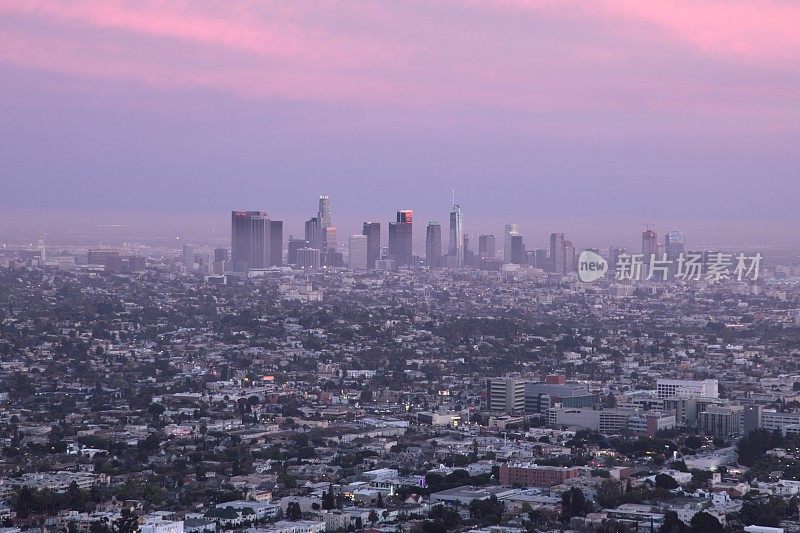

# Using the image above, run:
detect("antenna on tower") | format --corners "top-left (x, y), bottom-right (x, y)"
top-left (452, 188), bottom-right (455, 206)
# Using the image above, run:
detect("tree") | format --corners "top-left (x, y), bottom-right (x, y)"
top-left (561, 488), bottom-right (590, 520)
top-left (596, 478), bottom-right (622, 509)
top-left (376, 491), bottom-right (383, 508)
top-left (737, 429), bottom-right (783, 467)
top-left (65, 481), bottom-right (87, 511)
top-left (368, 510), bottom-right (378, 527)
top-left (655, 473), bottom-right (679, 490)
top-left (322, 490), bottom-right (336, 510)
top-left (286, 502), bottom-right (302, 521)
top-left (740, 496), bottom-right (788, 527)
top-left (113, 509), bottom-right (139, 533)
top-left (89, 518), bottom-right (111, 533)
top-left (147, 402), bottom-right (165, 421)
top-left (469, 495), bottom-right (503, 524)
top-left (689, 512), bottom-right (722, 533)
top-left (660, 511), bottom-right (688, 533)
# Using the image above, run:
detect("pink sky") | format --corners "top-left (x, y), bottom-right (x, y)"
top-left (2, 1), bottom-right (798, 108)
top-left (0, 1), bottom-right (798, 244)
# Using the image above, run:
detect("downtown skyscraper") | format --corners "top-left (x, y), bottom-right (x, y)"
top-left (305, 195), bottom-right (336, 251)
top-left (426, 221), bottom-right (442, 267)
top-left (389, 210), bottom-right (413, 266)
top-left (664, 231), bottom-right (685, 261)
top-left (549, 232), bottom-right (565, 274)
top-left (504, 224), bottom-right (520, 263)
top-left (449, 202), bottom-right (464, 267)
top-left (231, 210), bottom-right (270, 272)
top-left (478, 235), bottom-right (496, 259)
top-left (362, 222), bottom-right (381, 269)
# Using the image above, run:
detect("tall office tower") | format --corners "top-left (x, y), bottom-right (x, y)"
top-left (182, 243), bottom-right (194, 269)
top-left (478, 234), bottom-right (496, 259)
top-left (297, 248), bottom-right (321, 269)
top-left (214, 248), bottom-right (229, 263)
top-left (213, 247), bottom-right (229, 275)
top-left (549, 232), bottom-right (565, 274)
top-left (268, 220), bottom-right (283, 266)
top-left (317, 195), bottom-right (332, 230)
top-left (426, 221), bottom-right (442, 267)
top-left (362, 222), bottom-right (381, 269)
top-left (664, 231), bottom-right (685, 261)
top-left (564, 240), bottom-right (576, 272)
top-left (608, 246), bottom-right (622, 270)
top-left (642, 229), bottom-right (658, 262)
top-left (463, 234), bottom-right (475, 267)
top-left (389, 210), bottom-right (413, 266)
top-left (317, 195), bottom-right (334, 249)
top-left (448, 203), bottom-right (464, 266)
top-left (348, 235), bottom-right (368, 270)
top-left (533, 249), bottom-right (548, 269)
top-left (287, 238), bottom-right (309, 265)
top-left (504, 224), bottom-right (520, 262)
top-left (305, 217), bottom-right (320, 249)
top-left (323, 227), bottom-right (337, 250)
top-left (231, 210), bottom-right (270, 272)
top-left (509, 234), bottom-right (525, 264)
top-left (37, 235), bottom-right (45, 261)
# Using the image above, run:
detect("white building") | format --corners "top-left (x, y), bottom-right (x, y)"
top-left (656, 379), bottom-right (718, 399)
top-left (761, 410), bottom-right (800, 434)
top-left (487, 378), bottom-right (528, 414)
top-left (247, 520), bottom-right (325, 533)
top-left (348, 235), bottom-right (368, 270)
top-left (140, 517), bottom-right (184, 533)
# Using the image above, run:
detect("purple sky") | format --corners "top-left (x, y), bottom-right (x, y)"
top-left (1, 1), bottom-right (798, 246)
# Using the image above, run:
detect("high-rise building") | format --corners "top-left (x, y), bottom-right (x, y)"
top-left (608, 246), bottom-right (623, 271)
top-left (478, 235), bottom-right (496, 259)
top-left (213, 248), bottom-right (229, 274)
top-left (389, 210), bottom-right (413, 266)
top-left (304, 217), bottom-right (320, 249)
top-left (231, 210), bottom-right (270, 272)
top-left (362, 222), bottom-right (381, 269)
top-left (321, 249), bottom-right (343, 268)
top-left (269, 221), bottom-right (283, 266)
top-left (509, 234), bottom-right (525, 265)
top-left (317, 195), bottom-right (332, 229)
top-left (317, 195), bottom-right (334, 250)
top-left (504, 224), bottom-right (520, 263)
top-left (214, 248), bottom-right (229, 263)
top-left (426, 221), bottom-right (442, 268)
top-left (348, 235), bottom-right (368, 270)
top-left (297, 248), bottom-right (321, 269)
top-left (549, 233), bottom-right (565, 274)
top-left (564, 240), bottom-right (576, 273)
top-left (664, 231), bottom-right (685, 262)
top-left (642, 229), bottom-right (658, 262)
top-left (323, 226), bottom-right (337, 250)
top-left (533, 249), bottom-right (548, 270)
top-left (182, 243), bottom-right (194, 269)
top-left (449, 203), bottom-right (464, 267)
top-left (463, 234), bottom-right (475, 267)
top-left (287, 238), bottom-right (308, 265)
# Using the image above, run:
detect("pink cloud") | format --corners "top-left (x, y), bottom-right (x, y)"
top-left (491, 0), bottom-right (800, 66)
top-left (0, 0), bottom-right (796, 127)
